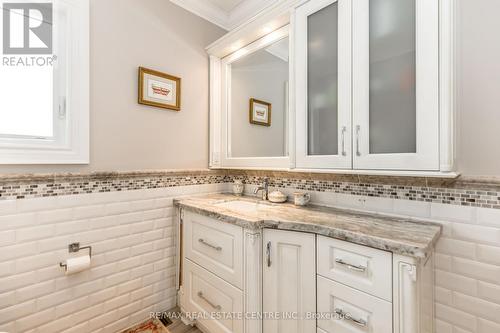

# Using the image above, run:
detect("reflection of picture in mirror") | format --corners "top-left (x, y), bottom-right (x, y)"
top-left (250, 98), bottom-right (271, 126)
top-left (230, 36), bottom-right (289, 158)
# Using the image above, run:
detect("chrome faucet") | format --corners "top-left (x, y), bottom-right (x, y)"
top-left (254, 178), bottom-right (269, 200)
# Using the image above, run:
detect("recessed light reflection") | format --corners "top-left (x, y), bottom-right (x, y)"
top-left (263, 26), bottom-right (273, 34)
top-left (232, 48), bottom-right (248, 58)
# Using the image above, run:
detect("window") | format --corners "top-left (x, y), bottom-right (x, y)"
top-left (0, 0), bottom-right (89, 164)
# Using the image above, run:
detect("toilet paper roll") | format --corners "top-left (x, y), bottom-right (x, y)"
top-left (63, 255), bottom-right (91, 275)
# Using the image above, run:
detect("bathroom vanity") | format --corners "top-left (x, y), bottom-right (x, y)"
top-left (175, 194), bottom-right (441, 333)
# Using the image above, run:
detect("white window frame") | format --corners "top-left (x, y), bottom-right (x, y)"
top-left (0, 0), bottom-right (89, 164)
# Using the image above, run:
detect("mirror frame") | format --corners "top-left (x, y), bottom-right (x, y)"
top-left (213, 25), bottom-right (292, 169)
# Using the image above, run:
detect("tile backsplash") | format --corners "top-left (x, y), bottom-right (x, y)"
top-left (0, 170), bottom-right (227, 201)
top-left (232, 172), bottom-right (500, 210)
top-left (2, 170), bottom-right (500, 210)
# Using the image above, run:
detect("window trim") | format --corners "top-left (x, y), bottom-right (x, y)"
top-left (0, 0), bottom-right (89, 164)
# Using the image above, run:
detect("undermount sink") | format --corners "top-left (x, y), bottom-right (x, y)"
top-left (215, 200), bottom-right (271, 213)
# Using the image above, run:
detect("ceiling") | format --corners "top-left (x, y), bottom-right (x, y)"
top-left (170, 0), bottom-right (278, 30)
top-left (210, 0), bottom-right (246, 12)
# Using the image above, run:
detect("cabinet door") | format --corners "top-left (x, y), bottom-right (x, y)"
top-left (295, 0), bottom-right (352, 169)
top-left (263, 229), bottom-right (316, 333)
top-left (352, 0), bottom-right (439, 170)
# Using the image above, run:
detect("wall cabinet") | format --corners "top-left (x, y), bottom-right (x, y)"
top-left (207, 0), bottom-right (455, 175)
top-left (179, 211), bottom-right (435, 333)
top-left (295, 0), bottom-right (352, 169)
top-left (295, 0), bottom-right (440, 171)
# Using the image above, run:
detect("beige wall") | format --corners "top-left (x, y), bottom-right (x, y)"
top-left (0, 0), bottom-right (225, 174)
top-left (456, 0), bottom-right (500, 176)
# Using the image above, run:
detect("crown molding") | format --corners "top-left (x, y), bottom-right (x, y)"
top-left (228, 0), bottom-right (276, 29)
top-left (170, 0), bottom-right (231, 30)
top-left (170, 0), bottom-right (277, 31)
top-left (206, 0), bottom-right (297, 58)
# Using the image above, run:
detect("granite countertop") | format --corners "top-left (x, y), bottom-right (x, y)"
top-left (174, 194), bottom-right (442, 260)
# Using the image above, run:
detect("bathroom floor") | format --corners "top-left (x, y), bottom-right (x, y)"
top-left (122, 316), bottom-right (202, 333)
top-left (164, 321), bottom-right (202, 333)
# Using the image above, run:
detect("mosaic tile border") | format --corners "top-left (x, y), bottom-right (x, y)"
top-left (0, 170), bottom-right (229, 200)
top-left (1, 168), bottom-right (500, 210)
top-left (228, 171), bottom-right (500, 209)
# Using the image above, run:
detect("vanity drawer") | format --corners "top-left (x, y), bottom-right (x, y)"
top-left (317, 276), bottom-right (392, 333)
top-left (183, 211), bottom-right (243, 288)
top-left (317, 236), bottom-right (392, 301)
top-left (182, 259), bottom-right (243, 333)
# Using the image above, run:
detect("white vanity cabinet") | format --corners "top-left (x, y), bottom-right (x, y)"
top-left (316, 236), bottom-right (394, 332)
top-left (180, 211), bottom-right (245, 333)
top-left (179, 210), bottom-right (262, 333)
top-left (317, 236), bottom-right (392, 301)
top-left (263, 229), bottom-right (316, 333)
top-left (183, 212), bottom-right (244, 288)
top-left (178, 211), bottom-right (435, 333)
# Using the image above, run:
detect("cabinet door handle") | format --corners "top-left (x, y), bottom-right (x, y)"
top-left (356, 125), bottom-right (361, 156)
top-left (266, 241), bottom-right (272, 267)
top-left (198, 239), bottom-right (222, 251)
top-left (197, 291), bottom-right (222, 310)
top-left (335, 308), bottom-right (368, 327)
top-left (335, 258), bottom-right (367, 272)
top-left (341, 126), bottom-right (347, 156)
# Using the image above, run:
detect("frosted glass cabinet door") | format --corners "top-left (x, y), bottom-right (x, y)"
top-left (295, 0), bottom-right (352, 169)
top-left (352, 0), bottom-right (440, 170)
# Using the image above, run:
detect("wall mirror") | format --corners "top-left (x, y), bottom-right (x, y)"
top-left (219, 25), bottom-right (291, 168)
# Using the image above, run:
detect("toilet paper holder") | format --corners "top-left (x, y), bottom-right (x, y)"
top-left (59, 243), bottom-right (92, 269)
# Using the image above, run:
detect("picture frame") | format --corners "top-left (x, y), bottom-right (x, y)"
top-left (138, 67), bottom-right (181, 111)
top-left (249, 98), bottom-right (272, 126)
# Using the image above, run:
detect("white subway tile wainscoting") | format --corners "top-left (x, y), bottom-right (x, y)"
top-left (0, 181), bottom-right (226, 333)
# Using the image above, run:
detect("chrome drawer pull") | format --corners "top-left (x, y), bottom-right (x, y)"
top-left (335, 308), bottom-right (368, 327)
top-left (198, 291), bottom-right (222, 310)
top-left (335, 258), bottom-right (367, 272)
top-left (198, 239), bottom-right (222, 251)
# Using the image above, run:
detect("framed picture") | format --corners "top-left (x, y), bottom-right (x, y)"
top-left (249, 98), bottom-right (271, 126)
top-left (138, 67), bottom-right (181, 111)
